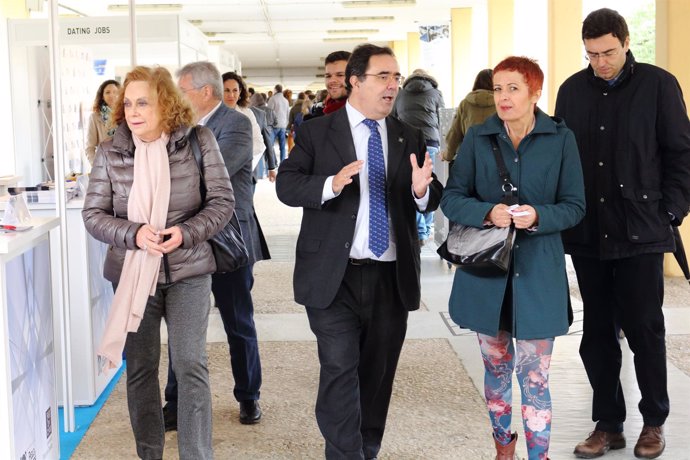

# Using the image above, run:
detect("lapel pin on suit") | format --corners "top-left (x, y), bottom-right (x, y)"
top-left (398, 137), bottom-right (404, 143)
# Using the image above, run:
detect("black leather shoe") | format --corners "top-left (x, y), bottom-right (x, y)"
top-left (239, 400), bottom-right (262, 425)
top-left (162, 403), bottom-right (177, 432)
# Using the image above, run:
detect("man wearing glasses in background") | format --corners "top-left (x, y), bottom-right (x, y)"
top-left (555, 8), bottom-right (690, 459)
top-left (276, 43), bottom-right (442, 459)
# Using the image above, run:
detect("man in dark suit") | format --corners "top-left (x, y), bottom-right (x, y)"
top-left (165, 61), bottom-right (266, 428)
top-left (276, 44), bottom-right (443, 459)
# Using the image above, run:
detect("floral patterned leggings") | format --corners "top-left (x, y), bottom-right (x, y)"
top-left (478, 331), bottom-right (554, 460)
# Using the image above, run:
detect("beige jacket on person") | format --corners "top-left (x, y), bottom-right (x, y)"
top-left (443, 89), bottom-right (496, 162)
top-left (86, 112), bottom-right (112, 165)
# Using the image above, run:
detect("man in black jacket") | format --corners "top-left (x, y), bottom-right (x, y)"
top-left (276, 44), bottom-right (442, 459)
top-left (391, 68), bottom-right (445, 244)
top-left (555, 8), bottom-right (690, 459)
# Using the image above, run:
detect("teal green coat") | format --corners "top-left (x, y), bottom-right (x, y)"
top-left (440, 110), bottom-right (585, 339)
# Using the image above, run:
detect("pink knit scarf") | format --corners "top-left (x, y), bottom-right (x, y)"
top-left (98, 132), bottom-right (171, 370)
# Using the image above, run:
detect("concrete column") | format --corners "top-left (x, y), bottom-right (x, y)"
top-left (392, 40), bottom-right (409, 78)
top-left (546, 0), bottom-right (582, 114)
top-left (0, 0), bottom-right (28, 16)
top-left (0, 1), bottom-right (28, 176)
top-left (657, 0), bottom-right (690, 277)
top-left (487, 0), bottom-right (514, 66)
top-left (657, 0), bottom-right (690, 107)
top-left (450, 8), bottom-right (473, 106)
top-left (406, 31), bottom-right (420, 76)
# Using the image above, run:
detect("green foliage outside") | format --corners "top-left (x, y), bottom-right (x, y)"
top-left (628, 2), bottom-right (655, 64)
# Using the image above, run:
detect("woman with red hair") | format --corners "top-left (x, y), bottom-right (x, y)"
top-left (83, 66), bottom-right (233, 459)
top-left (441, 56), bottom-right (585, 460)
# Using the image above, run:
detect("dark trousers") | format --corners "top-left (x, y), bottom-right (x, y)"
top-left (306, 261), bottom-right (408, 460)
top-left (165, 264), bottom-right (262, 406)
top-left (572, 253), bottom-right (669, 432)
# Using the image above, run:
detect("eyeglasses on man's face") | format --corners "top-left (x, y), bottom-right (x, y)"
top-left (363, 73), bottom-right (403, 84)
top-left (585, 48), bottom-right (621, 61)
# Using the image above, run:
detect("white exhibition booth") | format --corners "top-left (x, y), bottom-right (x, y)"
top-left (0, 217), bottom-right (60, 459)
top-left (8, 14), bottom-right (209, 185)
top-left (0, 195), bottom-right (116, 408)
top-left (0, 11), bottom-right (218, 459)
top-left (7, 14), bottom-right (209, 407)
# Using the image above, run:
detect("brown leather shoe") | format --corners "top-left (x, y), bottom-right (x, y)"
top-left (634, 425), bottom-right (665, 459)
top-left (573, 430), bottom-right (626, 458)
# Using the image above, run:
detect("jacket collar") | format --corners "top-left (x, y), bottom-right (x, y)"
top-left (587, 50), bottom-right (636, 90)
top-left (204, 102), bottom-right (229, 130)
top-left (327, 107), bottom-right (408, 189)
top-left (328, 107), bottom-right (357, 165)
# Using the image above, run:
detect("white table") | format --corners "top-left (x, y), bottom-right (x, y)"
top-left (1, 197), bottom-right (118, 406)
top-left (0, 217), bottom-right (60, 460)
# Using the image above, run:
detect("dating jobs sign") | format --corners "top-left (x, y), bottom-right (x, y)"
top-left (60, 18), bottom-right (129, 44)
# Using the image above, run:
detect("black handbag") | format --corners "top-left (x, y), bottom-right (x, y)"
top-left (437, 136), bottom-right (517, 276)
top-left (189, 127), bottom-right (249, 273)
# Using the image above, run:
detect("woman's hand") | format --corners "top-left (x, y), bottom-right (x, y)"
top-left (158, 226), bottom-right (183, 254)
top-left (136, 224), bottom-right (164, 256)
top-left (510, 205), bottom-right (538, 229)
top-left (488, 204), bottom-right (513, 228)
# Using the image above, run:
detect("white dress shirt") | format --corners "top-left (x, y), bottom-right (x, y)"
top-left (236, 105), bottom-right (266, 170)
top-left (321, 101), bottom-right (429, 261)
top-left (197, 101), bottom-right (223, 126)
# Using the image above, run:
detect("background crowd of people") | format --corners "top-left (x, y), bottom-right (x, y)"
top-left (81, 6), bottom-right (689, 460)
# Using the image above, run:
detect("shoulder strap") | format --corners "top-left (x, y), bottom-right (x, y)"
top-left (488, 135), bottom-right (512, 187)
top-left (189, 126), bottom-right (207, 202)
top-left (488, 135), bottom-right (517, 204)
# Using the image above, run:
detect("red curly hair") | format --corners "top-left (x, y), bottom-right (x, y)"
top-left (110, 66), bottom-right (195, 133)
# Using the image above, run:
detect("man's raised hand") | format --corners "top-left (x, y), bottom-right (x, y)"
top-left (332, 160), bottom-right (364, 194)
top-left (410, 152), bottom-right (433, 198)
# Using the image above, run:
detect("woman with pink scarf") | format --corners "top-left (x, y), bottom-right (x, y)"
top-left (83, 66), bottom-right (233, 460)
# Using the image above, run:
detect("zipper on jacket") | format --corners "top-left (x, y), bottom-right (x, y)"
top-left (163, 254), bottom-right (171, 284)
top-left (499, 133), bottom-right (522, 338)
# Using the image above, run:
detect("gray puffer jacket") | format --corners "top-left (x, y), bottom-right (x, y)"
top-left (392, 75), bottom-right (445, 142)
top-left (82, 123), bottom-right (234, 284)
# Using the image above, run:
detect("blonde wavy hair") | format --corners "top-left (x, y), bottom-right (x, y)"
top-left (110, 66), bottom-right (195, 133)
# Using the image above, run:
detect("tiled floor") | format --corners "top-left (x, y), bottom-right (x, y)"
top-left (417, 245), bottom-right (690, 460)
top-left (213, 180), bottom-right (690, 459)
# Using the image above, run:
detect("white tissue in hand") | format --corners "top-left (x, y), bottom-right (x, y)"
top-left (507, 204), bottom-right (530, 217)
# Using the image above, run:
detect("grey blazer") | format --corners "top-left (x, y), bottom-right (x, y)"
top-left (205, 103), bottom-right (269, 264)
